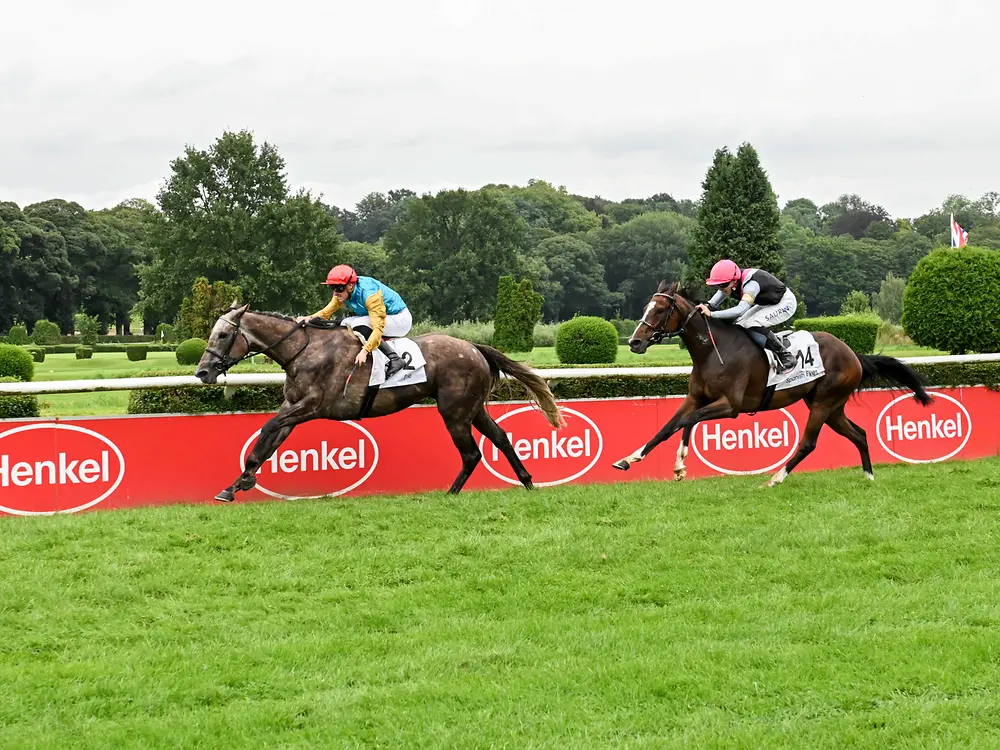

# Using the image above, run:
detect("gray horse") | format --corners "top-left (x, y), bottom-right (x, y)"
top-left (194, 303), bottom-right (566, 502)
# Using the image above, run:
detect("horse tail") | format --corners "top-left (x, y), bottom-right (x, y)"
top-left (473, 344), bottom-right (566, 428)
top-left (856, 353), bottom-right (933, 406)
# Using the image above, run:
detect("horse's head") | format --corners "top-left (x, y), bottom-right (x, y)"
top-left (195, 300), bottom-right (253, 384)
top-left (628, 281), bottom-right (697, 354)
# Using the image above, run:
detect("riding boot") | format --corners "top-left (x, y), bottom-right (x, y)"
top-left (755, 327), bottom-right (796, 375)
top-left (379, 340), bottom-right (406, 379)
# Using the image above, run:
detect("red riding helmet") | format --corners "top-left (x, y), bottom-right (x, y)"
top-left (322, 264), bottom-right (358, 287)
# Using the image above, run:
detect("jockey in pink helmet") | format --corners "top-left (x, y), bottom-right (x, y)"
top-left (695, 259), bottom-right (797, 375)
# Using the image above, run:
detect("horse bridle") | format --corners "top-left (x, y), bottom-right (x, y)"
top-left (204, 313), bottom-right (311, 373)
top-left (636, 292), bottom-right (698, 343)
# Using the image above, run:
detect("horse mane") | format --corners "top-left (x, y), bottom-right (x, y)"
top-left (655, 280), bottom-right (709, 306)
top-left (242, 308), bottom-right (343, 329)
top-left (250, 310), bottom-right (299, 322)
top-left (676, 286), bottom-right (709, 306)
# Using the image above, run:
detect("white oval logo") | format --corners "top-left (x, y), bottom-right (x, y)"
top-left (240, 420), bottom-right (379, 499)
top-left (0, 423), bottom-right (126, 515)
top-left (691, 409), bottom-right (800, 475)
top-left (478, 406), bottom-right (603, 487)
top-left (876, 391), bottom-right (972, 464)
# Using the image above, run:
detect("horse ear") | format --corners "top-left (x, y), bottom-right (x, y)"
top-left (234, 302), bottom-right (250, 315)
top-left (656, 279), bottom-right (670, 293)
top-left (669, 281), bottom-right (679, 293)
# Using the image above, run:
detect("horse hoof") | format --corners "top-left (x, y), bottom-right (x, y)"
top-left (612, 460), bottom-right (630, 471)
top-left (215, 489), bottom-right (235, 503)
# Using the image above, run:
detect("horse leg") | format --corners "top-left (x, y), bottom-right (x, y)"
top-left (673, 424), bottom-right (694, 481)
top-left (613, 395), bottom-right (700, 471)
top-left (764, 403), bottom-right (833, 487)
top-left (614, 396), bottom-right (736, 471)
top-left (826, 404), bottom-right (874, 481)
top-left (215, 399), bottom-right (321, 502)
top-left (473, 408), bottom-right (533, 489)
top-left (439, 412), bottom-right (484, 494)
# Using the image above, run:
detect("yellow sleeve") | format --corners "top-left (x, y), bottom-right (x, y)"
top-left (740, 292), bottom-right (756, 305)
top-left (362, 291), bottom-right (387, 352)
top-left (313, 294), bottom-right (342, 319)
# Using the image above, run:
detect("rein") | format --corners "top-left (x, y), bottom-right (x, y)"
top-left (637, 292), bottom-right (725, 365)
top-left (204, 314), bottom-right (311, 374)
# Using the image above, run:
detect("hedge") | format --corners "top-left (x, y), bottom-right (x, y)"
top-left (31, 320), bottom-right (61, 346)
top-left (75, 345), bottom-right (94, 359)
top-left (7, 325), bottom-right (28, 345)
top-left (0, 344), bottom-right (34, 382)
top-left (11, 343), bottom-right (176, 355)
top-left (126, 360), bottom-right (1000, 415)
top-left (902, 246), bottom-right (1000, 354)
top-left (127, 345), bottom-right (149, 361)
top-left (793, 314), bottom-right (880, 354)
top-left (58, 334), bottom-right (157, 344)
top-left (493, 276), bottom-right (542, 353)
top-left (176, 338), bottom-right (208, 366)
top-left (555, 317), bottom-right (619, 364)
top-left (0, 377), bottom-right (40, 419)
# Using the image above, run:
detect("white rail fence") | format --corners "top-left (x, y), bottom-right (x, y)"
top-left (1, 353), bottom-right (999, 396)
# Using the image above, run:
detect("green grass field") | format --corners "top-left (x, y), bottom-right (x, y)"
top-left (2, 458), bottom-right (1000, 748)
top-left (28, 343), bottom-right (943, 417)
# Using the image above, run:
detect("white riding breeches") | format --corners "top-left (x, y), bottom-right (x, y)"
top-left (735, 288), bottom-right (797, 329)
top-left (343, 307), bottom-right (413, 339)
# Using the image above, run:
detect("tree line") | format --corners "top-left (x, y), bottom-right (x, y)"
top-left (2, 128), bottom-right (997, 336)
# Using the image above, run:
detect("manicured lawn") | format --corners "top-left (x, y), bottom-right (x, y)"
top-left (2, 459), bottom-right (999, 747)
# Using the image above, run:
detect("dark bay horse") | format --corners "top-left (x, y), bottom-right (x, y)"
top-left (612, 281), bottom-right (933, 486)
top-left (194, 303), bottom-right (565, 502)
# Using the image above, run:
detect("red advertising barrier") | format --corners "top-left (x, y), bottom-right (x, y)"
top-left (0, 387), bottom-right (997, 516)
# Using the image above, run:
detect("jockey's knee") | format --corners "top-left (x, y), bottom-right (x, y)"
top-left (352, 324), bottom-right (373, 339)
top-left (746, 327), bottom-right (767, 347)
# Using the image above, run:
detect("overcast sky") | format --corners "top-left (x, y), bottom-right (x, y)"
top-left (1, 0), bottom-right (995, 219)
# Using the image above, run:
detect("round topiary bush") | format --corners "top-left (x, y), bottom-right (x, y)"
top-left (31, 319), bottom-right (61, 346)
top-left (75, 345), bottom-right (93, 360)
top-left (0, 344), bottom-right (34, 382)
top-left (902, 246), bottom-right (1000, 354)
top-left (7, 325), bottom-right (28, 345)
top-left (176, 338), bottom-right (208, 366)
top-left (555, 316), bottom-right (619, 364)
top-left (0, 376), bottom-right (39, 419)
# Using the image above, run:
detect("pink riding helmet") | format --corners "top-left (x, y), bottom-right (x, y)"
top-left (705, 259), bottom-right (741, 286)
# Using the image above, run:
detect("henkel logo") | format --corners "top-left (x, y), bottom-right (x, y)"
top-left (0, 423), bottom-right (126, 515)
top-left (240, 420), bottom-right (379, 499)
top-left (478, 406), bottom-right (603, 487)
top-left (691, 408), bottom-right (800, 475)
top-left (876, 391), bottom-right (972, 463)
